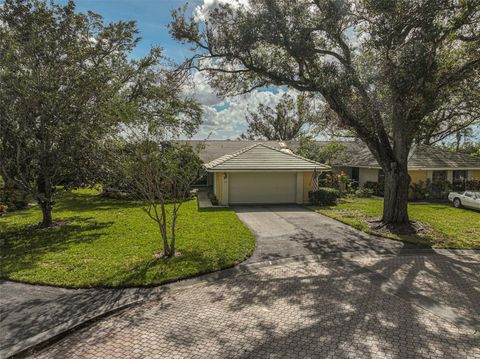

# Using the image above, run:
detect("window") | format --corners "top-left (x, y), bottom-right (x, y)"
top-left (432, 170), bottom-right (447, 183)
top-left (378, 169), bottom-right (385, 184)
top-left (351, 167), bottom-right (359, 182)
top-left (453, 170), bottom-right (467, 182)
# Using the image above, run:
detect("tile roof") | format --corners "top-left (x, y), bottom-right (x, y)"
top-left (340, 144), bottom-right (480, 169)
top-left (203, 143), bottom-right (330, 171)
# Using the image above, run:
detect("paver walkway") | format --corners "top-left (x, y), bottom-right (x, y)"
top-left (33, 253), bottom-right (480, 359)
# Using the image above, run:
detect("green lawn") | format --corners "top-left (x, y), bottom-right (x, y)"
top-left (312, 198), bottom-right (479, 249)
top-left (0, 189), bottom-right (255, 287)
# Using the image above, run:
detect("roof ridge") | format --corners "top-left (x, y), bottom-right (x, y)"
top-left (258, 143), bottom-right (329, 168)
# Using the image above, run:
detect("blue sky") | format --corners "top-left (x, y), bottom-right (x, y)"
top-left (57, 0), bottom-right (199, 62)
top-left (53, 0), bottom-right (284, 139)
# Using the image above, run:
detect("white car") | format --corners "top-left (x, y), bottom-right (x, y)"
top-left (448, 191), bottom-right (480, 210)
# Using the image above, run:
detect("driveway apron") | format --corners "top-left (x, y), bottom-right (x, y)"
top-left (234, 205), bottom-right (416, 263)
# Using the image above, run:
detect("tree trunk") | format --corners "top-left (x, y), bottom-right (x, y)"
top-left (39, 201), bottom-right (53, 227)
top-left (37, 178), bottom-right (54, 227)
top-left (160, 203), bottom-right (173, 257)
top-left (382, 163), bottom-right (410, 225)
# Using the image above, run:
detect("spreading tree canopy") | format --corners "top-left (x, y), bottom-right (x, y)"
top-left (240, 93), bottom-right (322, 140)
top-left (170, 0), bottom-right (480, 224)
top-left (0, 0), bottom-right (201, 227)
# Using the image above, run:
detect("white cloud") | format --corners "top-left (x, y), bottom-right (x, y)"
top-left (181, 70), bottom-right (285, 139)
top-left (191, 87), bottom-right (291, 139)
top-left (194, 0), bottom-right (250, 21)
top-left (184, 71), bottom-right (221, 106)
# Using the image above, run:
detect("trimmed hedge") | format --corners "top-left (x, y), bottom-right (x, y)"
top-left (309, 187), bottom-right (340, 205)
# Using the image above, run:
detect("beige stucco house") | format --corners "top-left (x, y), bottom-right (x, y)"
top-left (336, 144), bottom-right (480, 187)
top-left (203, 143), bottom-right (330, 205)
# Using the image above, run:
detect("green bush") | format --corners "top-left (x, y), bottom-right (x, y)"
top-left (465, 179), bottom-right (480, 191)
top-left (409, 181), bottom-right (428, 201)
top-left (354, 187), bottom-right (374, 198)
top-left (309, 187), bottom-right (339, 205)
top-left (0, 181), bottom-right (29, 211)
top-left (363, 181), bottom-right (384, 196)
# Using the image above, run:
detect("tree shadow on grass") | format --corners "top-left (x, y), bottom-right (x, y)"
top-left (53, 192), bottom-right (140, 213)
top-left (0, 216), bottom-right (114, 278)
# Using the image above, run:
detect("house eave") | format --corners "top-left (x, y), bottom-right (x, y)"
top-left (206, 168), bottom-right (331, 172)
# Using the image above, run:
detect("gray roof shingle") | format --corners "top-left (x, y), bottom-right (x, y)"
top-left (204, 143), bottom-right (330, 171)
top-left (340, 144), bottom-right (480, 169)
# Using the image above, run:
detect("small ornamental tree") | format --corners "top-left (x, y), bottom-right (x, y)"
top-left (170, 0), bottom-right (480, 225)
top-left (115, 141), bottom-right (203, 258)
top-left (106, 66), bottom-right (203, 258)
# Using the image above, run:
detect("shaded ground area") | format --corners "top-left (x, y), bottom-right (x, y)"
top-left (33, 253), bottom-right (480, 359)
top-left (0, 281), bottom-right (156, 357)
top-left (234, 205), bottom-right (416, 263)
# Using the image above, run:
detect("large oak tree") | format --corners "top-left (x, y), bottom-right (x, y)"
top-left (170, 0), bottom-right (480, 224)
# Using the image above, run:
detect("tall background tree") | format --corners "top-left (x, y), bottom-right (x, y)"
top-left (171, 0), bottom-right (480, 225)
top-left (0, 0), bottom-right (199, 227)
top-left (239, 92), bottom-right (321, 140)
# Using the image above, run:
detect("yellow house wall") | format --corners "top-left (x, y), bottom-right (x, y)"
top-left (408, 170), bottom-right (428, 184)
top-left (215, 172), bottom-right (224, 203)
top-left (470, 170), bottom-right (480, 180)
top-left (303, 172), bottom-right (313, 202)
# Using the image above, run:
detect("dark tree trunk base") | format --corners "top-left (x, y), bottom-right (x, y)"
top-left (382, 168), bottom-right (410, 225)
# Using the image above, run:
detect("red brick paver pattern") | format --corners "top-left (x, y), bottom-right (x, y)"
top-left (35, 255), bottom-right (480, 359)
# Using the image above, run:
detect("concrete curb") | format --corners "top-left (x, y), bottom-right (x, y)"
top-left (5, 248), bottom-right (479, 358)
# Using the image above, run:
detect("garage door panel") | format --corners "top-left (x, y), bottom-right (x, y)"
top-left (229, 172), bottom-right (296, 204)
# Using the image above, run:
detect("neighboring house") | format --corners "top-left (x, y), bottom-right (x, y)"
top-left (336, 144), bottom-right (480, 188)
top-left (197, 143), bottom-right (329, 205)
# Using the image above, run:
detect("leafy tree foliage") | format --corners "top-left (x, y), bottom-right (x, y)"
top-left (297, 138), bottom-right (349, 166)
top-left (240, 93), bottom-right (320, 140)
top-left (416, 77), bottom-right (480, 145)
top-left (0, 0), bottom-right (201, 227)
top-left (171, 0), bottom-right (480, 224)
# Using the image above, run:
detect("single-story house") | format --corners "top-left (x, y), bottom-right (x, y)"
top-left (200, 143), bottom-right (329, 205)
top-left (335, 144), bottom-right (480, 187)
top-left (181, 140), bottom-right (480, 203)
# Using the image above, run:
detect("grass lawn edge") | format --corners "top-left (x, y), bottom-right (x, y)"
top-left (0, 190), bottom-right (256, 288)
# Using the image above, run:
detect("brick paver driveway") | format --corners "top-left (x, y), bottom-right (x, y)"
top-left (34, 252), bottom-right (480, 359)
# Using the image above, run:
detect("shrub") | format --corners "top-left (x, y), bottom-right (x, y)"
top-left (0, 182), bottom-right (29, 211)
top-left (426, 179), bottom-right (452, 199)
top-left (409, 181), bottom-right (428, 201)
top-left (354, 188), bottom-right (374, 198)
top-left (363, 181), bottom-right (384, 196)
top-left (309, 187), bottom-right (339, 205)
top-left (465, 179), bottom-right (480, 191)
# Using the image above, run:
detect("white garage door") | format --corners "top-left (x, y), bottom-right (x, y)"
top-left (229, 172), bottom-right (297, 204)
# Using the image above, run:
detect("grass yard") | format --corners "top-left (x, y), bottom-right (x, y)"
top-left (0, 189), bottom-right (255, 287)
top-left (313, 198), bottom-right (479, 249)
